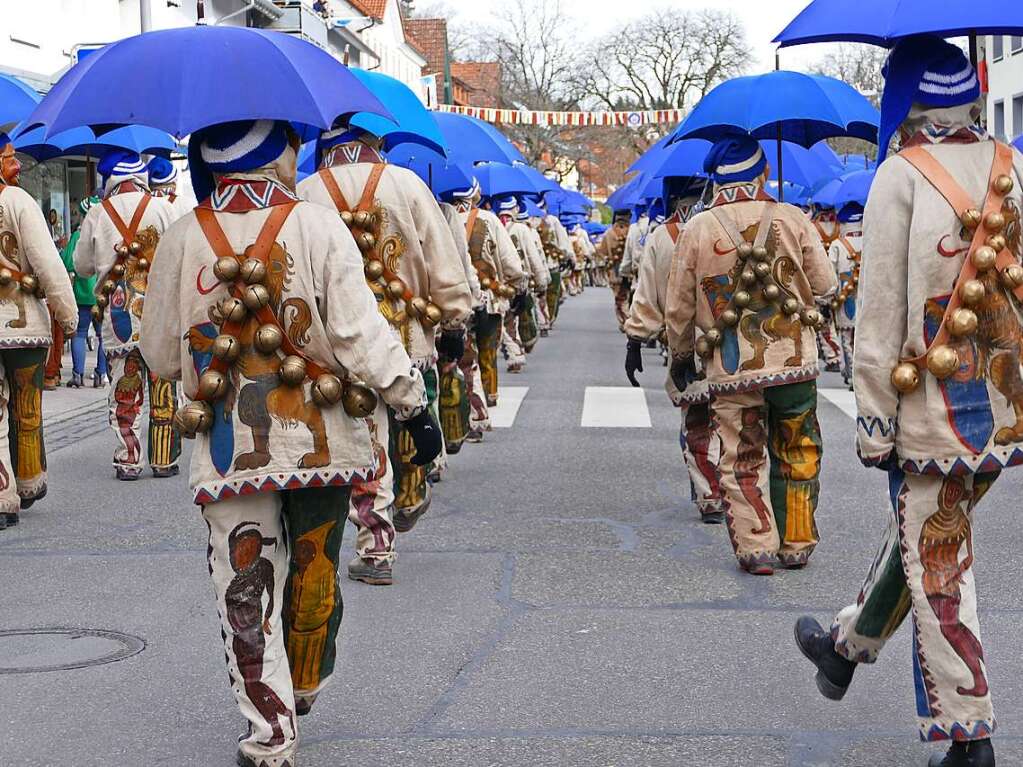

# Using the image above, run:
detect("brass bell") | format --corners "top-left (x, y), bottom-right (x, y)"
top-left (114, 243), bottom-right (129, 257)
top-left (341, 382), bottom-right (378, 418)
top-left (213, 256), bottom-right (240, 283)
top-left (197, 369), bottom-right (229, 400)
top-left (241, 284), bottom-right (270, 311)
top-left (736, 243), bottom-right (754, 260)
top-left (239, 258), bottom-right (267, 285)
top-left (927, 344), bottom-right (960, 379)
top-left (733, 290), bottom-right (751, 308)
top-left (891, 362), bottom-right (920, 394)
top-left (253, 323), bottom-right (284, 354)
top-left (721, 309), bottom-right (739, 326)
top-left (209, 303), bottom-right (225, 326)
top-left (960, 279), bottom-right (986, 306)
top-left (801, 309), bottom-right (822, 328)
top-left (408, 296), bottom-right (428, 318)
top-left (972, 246), bottom-right (998, 272)
top-left (740, 269), bottom-right (757, 286)
top-left (994, 174), bottom-right (1015, 195)
top-left (752, 246), bottom-right (769, 261)
top-left (705, 328), bottom-right (722, 347)
top-left (386, 279), bottom-right (406, 300)
top-left (91, 305), bottom-right (104, 322)
top-left (95, 294), bottom-right (109, 309)
top-left (19, 274), bottom-right (37, 294)
top-left (111, 263), bottom-right (126, 279)
top-left (211, 334), bottom-right (241, 363)
top-left (220, 297), bottom-right (247, 324)
top-left (481, 277), bottom-right (493, 291)
top-left (278, 355), bottom-right (307, 386)
top-left (754, 262), bottom-right (771, 280)
top-left (948, 308), bottom-right (978, 337)
top-left (174, 401), bottom-right (215, 438)
top-left (423, 303), bottom-right (443, 327)
top-left (352, 210), bottom-right (371, 229)
top-left (763, 284), bottom-right (781, 301)
top-left (128, 241), bottom-right (142, 255)
top-left (961, 209), bottom-right (983, 230)
top-left (1002, 264), bottom-right (1023, 288)
top-left (364, 259), bottom-right (385, 280)
top-left (311, 373), bottom-right (344, 407)
top-left (357, 231), bottom-right (376, 252)
top-left (831, 300), bottom-right (841, 313)
top-left (782, 298), bottom-right (800, 316)
top-left (987, 234), bottom-right (1007, 253)
top-left (101, 279), bottom-right (117, 296)
top-left (340, 210), bottom-right (354, 227)
top-left (985, 211), bottom-right (1006, 233)
top-left (0, 268), bottom-right (12, 286)
top-left (137, 257), bottom-right (150, 271)
top-left (695, 336), bottom-right (712, 358)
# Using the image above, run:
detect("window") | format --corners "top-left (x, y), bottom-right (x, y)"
top-left (993, 35), bottom-right (1005, 61)
top-left (994, 100), bottom-right (1006, 140)
top-left (1013, 37), bottom-right (1023, 54)
top-left (1014, 95), bottom-right (1023, 140)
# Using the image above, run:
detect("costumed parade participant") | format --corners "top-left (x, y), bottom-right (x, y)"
top-left (0, 134), bottom-right (78, 528)
top-left (540, 199), bottom-right (571, 329)
top-left (297, 124), bottom-right (471, 585)
top-left (492, 196), bottom-right (531, 373)
top-left (74, 149), bottom-right (181, 481)
top-left (665, 136), bottom-right (836, 575)
top-left (828, 201), bottom-right (863, 388)
top-left (61, 195), bottom-right (108, 389)
top-left (618, 203), bottom-right (650, 288)
top-left (810, 202), bottom-right (845, 372)
top-left (795, 38), bottom-right (1023, 767)
top-left (522, 198), bottom-right (554, 338)
top-left (624, 185), bottom-right (723, 522)
top-left (141, 119), bottom-right (441, 767)
top-left (596, 210), bottom-right (631, 329)
top-left (503, 196), bottom-right (548, 359)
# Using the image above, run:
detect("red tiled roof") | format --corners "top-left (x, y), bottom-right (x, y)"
top-left (347, 0), bottom-right (388, 21)
top-left (405, 18), bottom-right (448, 76)
top-left (450, 61), bottom-right (502, 105)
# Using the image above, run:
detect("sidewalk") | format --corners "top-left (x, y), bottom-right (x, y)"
top-left (42, 347), bottom-right (108, 422)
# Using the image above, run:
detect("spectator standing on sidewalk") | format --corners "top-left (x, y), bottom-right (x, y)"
top-left (61, 196), bottom-right (108, 389)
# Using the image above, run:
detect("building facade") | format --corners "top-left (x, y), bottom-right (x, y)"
top-left (986, 34), bottom-right (1023, 142)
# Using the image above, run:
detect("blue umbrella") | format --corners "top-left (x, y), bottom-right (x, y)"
top-left (606, 174), bottom-right (648, 211)
top-left (19, 26), bottom-right (391, 140)
top-left (626, 133), bottom-right (674, 175)
top-left (385, 144), bottom-right (474, 198)
top-left (1015, 136), bottom-right (1023, 154)
top-left (349, 70), bottom-right (446, 154)
top-left (809, 141), bottom-right (844, 171)
top-left (775, 2), bottom-right (1023, 48)
top-left (839, 154), bottom-right (877, 171)
top-left (761, 140), bottom-right (839, 189)
top-left (582, 222), bottom-right (607, 237)
top-left (766, 180), bottom-right (812, 207)
top-left (812, 171), bottom-right (859, 208)
top-left (297, 141), bottom-right (317, 181)
top-left (514, 164), bottom-right (561, 194)
top-left (433, 113), bottom-right (524, 164)
top-left (831, 169), bottom-right (875, 208)
top-left (669, 71), bottom-right (879, 148)
top-left (640, 138), bottom-right (713, 182)
top-left (16, 124), bottom-right (178, 161)
top-left (0, 74), bottom-right (40, 134)
top-left (474, 161), bottom-right (540, 197)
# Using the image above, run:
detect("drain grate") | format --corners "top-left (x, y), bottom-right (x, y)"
top-left (0, 628), bottom-right (145, 674)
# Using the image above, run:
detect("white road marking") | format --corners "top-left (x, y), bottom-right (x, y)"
top-left (819, 387), bottom-right (857, 419)
top-left (581, 386), bottom-right (652, 428)
top-left (490, 386), bottom-right (529, 428)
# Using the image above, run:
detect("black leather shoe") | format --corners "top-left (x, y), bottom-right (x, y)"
top-left (794, 615), bottom-right (856, 700)
top-left (928, 739), bottom-right (995, 767)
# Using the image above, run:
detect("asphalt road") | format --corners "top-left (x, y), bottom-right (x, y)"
top-left (2, 287), bottom-right (1022, 767)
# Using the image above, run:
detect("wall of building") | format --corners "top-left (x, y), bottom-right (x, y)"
top-left (987, 35), bottom-right (1023, 142)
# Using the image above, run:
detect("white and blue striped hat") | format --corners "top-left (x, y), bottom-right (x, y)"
top-left (188, 120), bottom-right (290, 201)
top-left (147, 156), bottom-right (177, 186)
top-left (98, 150), bottom-right (147, 183)
top-left (878, 36), bottom-right (981, 162)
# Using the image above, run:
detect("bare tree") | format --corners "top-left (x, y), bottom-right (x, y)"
top-left (811, 43), bottom-right (887, 159)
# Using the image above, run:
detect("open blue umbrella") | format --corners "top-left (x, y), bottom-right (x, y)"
top-left (776, 1), bottom-right (1023, 48)
top-left (0, 74), bottom-right (40, 134)
top-left (385, 144), bottom-right (474, 198)
top-left (670, 71), bottom-right (879, 148)
top-left (809, 141), bottom-right (844, 171)
top-left (19, 26), bottom-right (391, 140)
top-left (812, 171), bottom-right (860, 208)
top-left (761, 140), bottom-right (839, 189)
top-left (515, 164), bottom-right (561, 194)
top-left (349, 70), bottom-right (445, 154)
top-left (16, 124), bottom-right (178, 161)
top-left (766, 180), bottom-right (812, 207)
top-left (433, 113), bottom-right (524, 164)
top-left (606, 174), bottom-right (648, 211)
top-left (639, 138), bottom-right (713, 182)
top-left (830, 169), bottom-right (875, 208)
top-left (626, 133), bottom-right (674, 175)
top-left (1015, 136), bottom-right (1023, 154)
top-left (474, 162), bottom-right (540, 197)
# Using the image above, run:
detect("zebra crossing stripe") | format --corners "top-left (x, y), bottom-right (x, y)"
top-left (490, 387), bottom-right (529, 428)
top-left (581, 387), bottom-right (651, 428)
top-left (819, 388), bottom-right (857, 419)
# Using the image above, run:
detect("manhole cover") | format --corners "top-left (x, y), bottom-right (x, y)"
top-left (0, 628), bottom-right (145, 673)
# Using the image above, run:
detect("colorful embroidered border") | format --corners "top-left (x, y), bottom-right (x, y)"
top-left (901, 446), bottom-right (1023, 477)
top-left (711, 183), bottom-right (776, 208)
top-left (198, 179), bottom-right (299, 213)
top-left (708, 364), bottom-right (819, 396)
top-left (920, 718), bottom-right (995, 743)
top-left (193, 465), bottom-right (376, 505)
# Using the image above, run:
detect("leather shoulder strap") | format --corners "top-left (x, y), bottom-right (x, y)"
top-left (899, 146), bottom-right (975, 217)
top-left (317, 168), bottom-right (350, 214)
top-left (837, 236), bottom-right (858, 258)
top-left (465, 208), bottom-right (480, 239)
top-left (710, 202), bottom-right (774, 250)
top-left (195, 202), bottom-right (297, 264)
top-left (357, 164), bottom-right (385, 211)
top-left (665, 220), bottom-right (680, 244)
top-left (317, 163), bottom-right (386, 215)
top-left (102, 194), bottom-right (152, 244)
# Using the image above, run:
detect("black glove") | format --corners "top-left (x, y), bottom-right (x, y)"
top-left (625, 338), bottom-right (644, 387)
top-left (437, 328), bottom-right (465, 361)
top-left (510, 292), bottom-right (527, 315)
top-left (403, 408), bottom-right (443, 466)
top-left (669, 356), bottom-right (695, 393)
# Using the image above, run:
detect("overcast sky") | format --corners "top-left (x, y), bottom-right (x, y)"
top-left (438, 0), bottom-right (839, 73)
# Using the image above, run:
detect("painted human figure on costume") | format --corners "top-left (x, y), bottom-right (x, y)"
top-left (113, 354), bottom-right (144, 465)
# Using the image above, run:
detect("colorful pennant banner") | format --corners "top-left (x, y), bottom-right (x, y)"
top-left (436, 104), bottom-right (685, 127)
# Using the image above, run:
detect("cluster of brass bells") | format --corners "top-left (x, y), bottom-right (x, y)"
top-left (479, 275), bottom-right (516, 299)
top-left (0, 269), bottom-right (44, 299)
top-left (832, 263), bottom-right (860, 313)
top-left (892, 177), bottom-right (1018, 395)
top-left (696, 242), bottom-right (822, 359)
top-left (93, 240), bottom-right (146, 320)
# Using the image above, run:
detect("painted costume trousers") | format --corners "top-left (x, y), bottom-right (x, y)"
top-left (535, 290), bottom-right (551, 332)
top-left (681, 401), bottom-right (723, 517)
top-left (546, 270), bottom-right (562, 324)
top-left (838, 327), bottom-right (855, 384)
top-left (202, 485), bottom-right (353, 767)
top-left (817, 322), bottom-right (842, 368)
top-left (612, 281), bottom-right (630, 329)
top-left (459, 327), bottom-right (490, 430)
top-left (0, 347), bottom-right (48, 519)
top-left (832, 469), bottom-right (997, 743)
top-left (44, 310), bottom-right (64, 384)
top-left (107, 349), bottom-right (180, 476)
top-left (712, 380), bottom-right (822, 569)
top-left (476, 312), bottom-right (502, 407)
top-left (502, 311), bottom-right (526, 366)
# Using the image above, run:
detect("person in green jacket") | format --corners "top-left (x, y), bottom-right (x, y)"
top-left (62, 196), bottom-right (108, 388)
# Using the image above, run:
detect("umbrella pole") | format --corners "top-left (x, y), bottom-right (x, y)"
top-left (86, 152), bottom-right (93, 196)
top-left (969, 32), bottom-right (978, 66)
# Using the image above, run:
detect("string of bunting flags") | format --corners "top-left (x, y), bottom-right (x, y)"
top-left (435, 103), bottom-right (685, 127)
